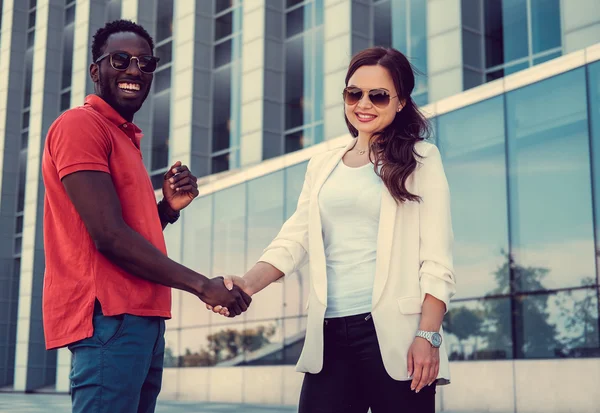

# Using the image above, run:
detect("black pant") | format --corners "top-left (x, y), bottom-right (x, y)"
top-left (298, 313), bottom-right (436, 413)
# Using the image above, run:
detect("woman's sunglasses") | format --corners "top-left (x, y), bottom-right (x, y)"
top-left (95, 51), bottom-right (160, 74)
top-left (343, 87), bottom-right (398, 109)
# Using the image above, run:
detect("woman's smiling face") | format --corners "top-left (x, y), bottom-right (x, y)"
top-left (344, 65), bottom-right (404, 137)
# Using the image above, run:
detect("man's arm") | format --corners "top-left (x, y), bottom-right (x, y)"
top-left (61, 170), bottom-right (251, 315)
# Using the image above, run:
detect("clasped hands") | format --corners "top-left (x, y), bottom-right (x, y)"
top-left (205, 275), bottom-right (248, 318)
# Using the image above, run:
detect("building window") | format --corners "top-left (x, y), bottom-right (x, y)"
top-left (442, 66), bottom-right (600, 362)
top-left (484, 0), bottom-right (561, 82)
top-left (105, 0), bottom-right (121, 22)
top-left (372, 0), bottom-right (428, 106)
top-left (150, 0), bottom-right (174, 189)
top-left (15, 1), bottom-right (36, 258)
top-left (211, 0), bottom-right (243, 174)
top-left (283, 0), bottom-right (324, 154)
top-left (59, 0), bottom-right (76, 112)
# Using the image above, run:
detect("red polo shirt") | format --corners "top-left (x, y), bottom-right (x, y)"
top-left (42, 95), bottom-right (171, 350)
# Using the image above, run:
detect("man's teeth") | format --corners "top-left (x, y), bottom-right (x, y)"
top-left (118, 83), bottom-right (141, 91)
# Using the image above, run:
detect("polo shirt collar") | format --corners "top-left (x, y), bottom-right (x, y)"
top-left (84, 94), bottom-right (144, 147)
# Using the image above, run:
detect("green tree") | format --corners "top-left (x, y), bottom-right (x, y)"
top-left (443, 306), bottom-right (484, 360)
top-left (484, 252), bottom-right (557, 358)
top-left (178, 324), bottom-right (277, 367)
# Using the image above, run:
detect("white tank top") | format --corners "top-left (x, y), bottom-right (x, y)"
top-left (318, 159), bottom-right (382, 318)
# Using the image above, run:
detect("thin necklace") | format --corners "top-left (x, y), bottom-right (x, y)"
top-left (354, 146), bottom-right (368, 155)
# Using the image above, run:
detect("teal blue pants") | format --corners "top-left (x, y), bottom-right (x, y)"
top-left (68, 300), bottom-right (166, 413)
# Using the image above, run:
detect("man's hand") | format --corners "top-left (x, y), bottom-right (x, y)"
top-left (206, 275), bottom-right (250, 317)
top-left (198, 277), bottom-right (252, 317)
top-left (163, 161), bottom-right (199, 211)
top-left (407, 336), bottom-right (439, 393)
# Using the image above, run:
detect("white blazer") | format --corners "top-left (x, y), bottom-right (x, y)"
top-left (259, 139), bottom-right (456, 383)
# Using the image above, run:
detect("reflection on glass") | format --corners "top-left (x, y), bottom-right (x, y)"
top-left (151, 91), bottom-right (170, 171)
top-left (242, 320), bottom-right (284, 365)
top-left (214, 39), bottom-right (233, 68)
top-left (213, 184), bottom-right (246, 276)
top-left (246, 172), bottom-right (285, 321)
top-left (374, 0), bottom-right (392, 47)
top-left (106, 0), bottom-right (121, 22)
top-left (282, 163), bottom-right (310, 318)
top-left (179, 327), bottom-right (213, 367)
top-left (409, 0), bottom-right (427, 94)
top-left (23, 49), bottom-right (33, 108)
top-left (212, 67), bottom-right (232, 152)
top-left (438, 96), bottom-right (509, 299)
top-left (533, 50), bottom-right (561, 66)
top-left (589, 62), bottom-right (600, 254)
top-left (182, 195), bottom-right (213, 274)
top-left (216, 0), bottom-right (233, 14)
top-left (150, 173), bottom-right (164, 190)
top-left (506, 68), bottom-right (596, 292)
top-left (285, 130), bottom-right (304, 154)
top-left (164, 329), bottom-right (180, 367)
top-left (483, 0), bottom-right (504, 68)
top-left (154, 67), bottom-right (171, 94)
top-left (215, 12), bottom-right (233, 41)
top-left (27, 30), bottom-right (35, 49)
top-left (17, 151), bottom-right (27, 212)
top-left (61, 24), bottom-right (74, 89)
top-left (286, 4), bottom-right (312, 38)
top-left (65, 4), bottom-right (75, 25)
top-left (283, 317), bottom-right (307, 364)
top-left (516, 289), bottom-right (599, 358)
top-left (15, 216), bottom-right (23, 234)
top-left (212, 153), bottom-right (230, 174)
top-left (530, 0), bottom-right (561, 54)
top-left (314, 28), bottom-right (324, 123)
top-left (60, 91), bottom-right (71, 112)
top-left (500, 0), bottom-right (528, 64)
top-left (284, 162), bottom-right (308, 219)
top-left (156, 0), bottom-right (174, 42)
top-left (444, 299), bottom-right (512, 360)
top-left (14, 236), bottom-right (22, 255)
top-left (156, 42), bottom-right (172, 66)
top-left (504, 61), bottom-right (529, 76)
top-left (285, 36), bottom-right (304, 130)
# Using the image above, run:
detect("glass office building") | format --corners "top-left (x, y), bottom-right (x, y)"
top-left (1, 0), bottom-right (600, 412)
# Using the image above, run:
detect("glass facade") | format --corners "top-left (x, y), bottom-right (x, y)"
top-left (163, 63), bottom-right (600, 370)
top-left (211, 0), bottom-right (243, 174)
top-left (284, 0), bottom-right (324, 154)
top-left (484, 0), bottom-right (562, 81)
top-left (164, 162), bottom-right (309, 368)
top-left (373, 0), bottom-right (429, 105)
top-left (150, 0), bottom-right (174, 189)
top-left (59, 0), bottom-right (76, 112)
top-left (440, 66), bottom-right (600, 361)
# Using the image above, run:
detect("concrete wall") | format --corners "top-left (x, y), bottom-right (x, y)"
top-left (158, 359), bottom-right (600, 413)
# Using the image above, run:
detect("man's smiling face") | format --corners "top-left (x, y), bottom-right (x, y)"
top-left (91, 31), bottom-right (154, 121)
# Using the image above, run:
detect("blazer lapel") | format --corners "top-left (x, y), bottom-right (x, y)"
top-left (309, 140), bottom-right (355, 306)
top-left (371, 184), bottom-right (397, 310)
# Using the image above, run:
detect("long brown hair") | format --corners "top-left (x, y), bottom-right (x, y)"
top-left (344, 47), bottom-right (432, 203)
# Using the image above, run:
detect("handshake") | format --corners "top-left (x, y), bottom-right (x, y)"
top-left (200, 275), bottom-right (251, 318)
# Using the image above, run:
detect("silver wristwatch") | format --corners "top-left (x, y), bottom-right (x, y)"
top-left (415, 330), bottom-right (443, 348)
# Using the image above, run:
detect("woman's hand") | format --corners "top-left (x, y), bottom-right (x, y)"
top-left (407, 336), bottom-right (439, 393)
top-left (206, 275), bottom-right (249, 317)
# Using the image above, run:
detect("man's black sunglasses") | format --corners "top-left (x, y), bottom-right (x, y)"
top-left (95, 51), bottom-right (160, 74)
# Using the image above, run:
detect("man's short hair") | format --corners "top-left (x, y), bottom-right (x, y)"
top-left (91, 19), bottom-right (155, 62)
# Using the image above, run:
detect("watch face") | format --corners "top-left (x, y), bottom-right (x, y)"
top-left (431, 333), bottom-right (442, 347)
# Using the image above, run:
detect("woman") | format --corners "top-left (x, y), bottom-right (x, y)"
top-left (207, 47), bottom-right (456, 413)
